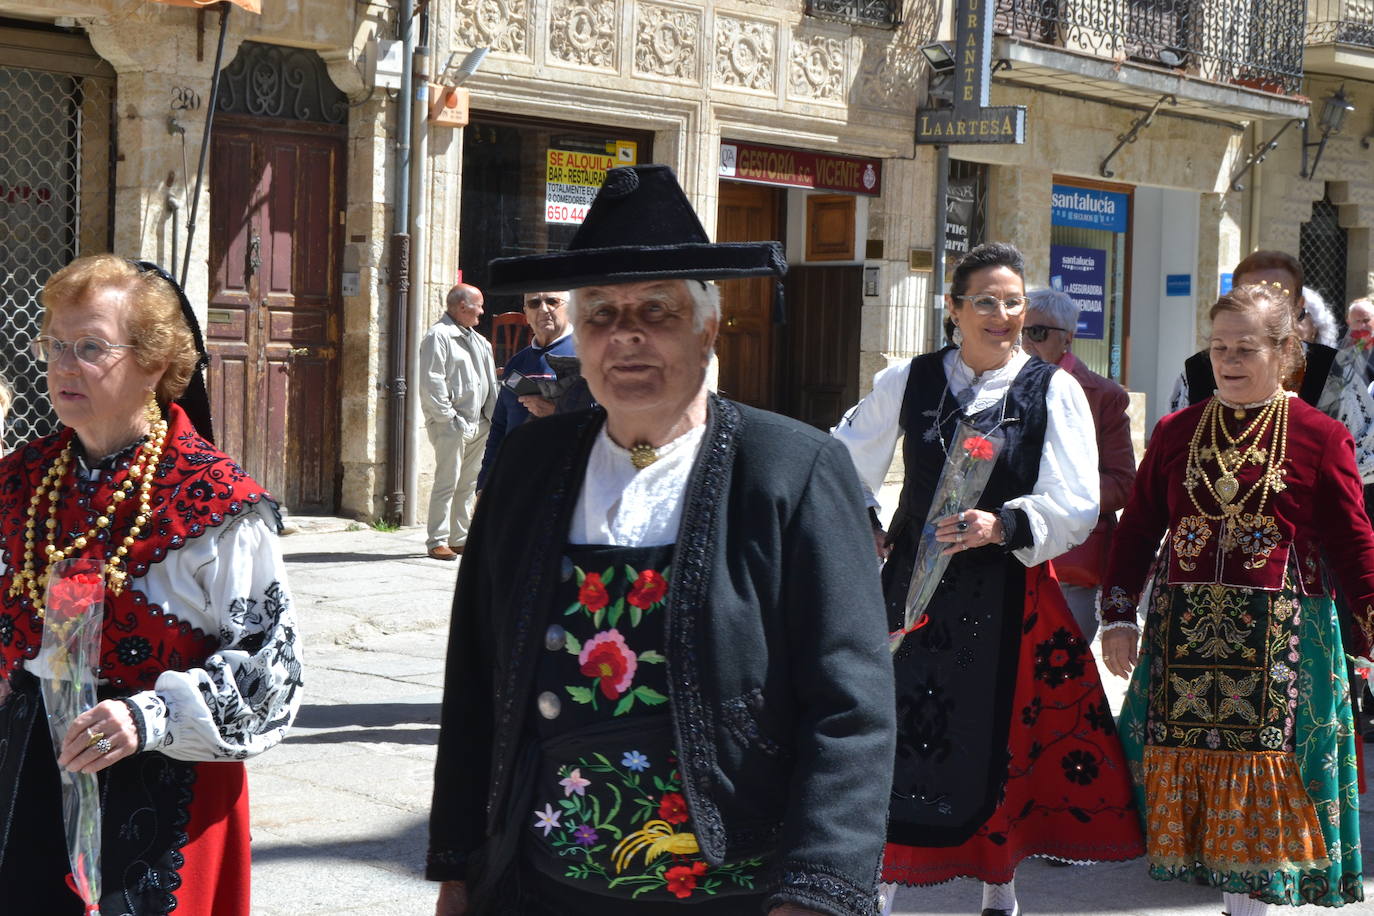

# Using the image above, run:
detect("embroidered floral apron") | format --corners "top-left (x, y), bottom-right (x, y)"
top-left (521, 544), bottom-right (765, 907)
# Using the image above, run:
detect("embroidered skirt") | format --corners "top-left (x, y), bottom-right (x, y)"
top-left (1118, 583), bottom-right (1363, 906)
top-left (883, 562), bottom-right (1144, 886)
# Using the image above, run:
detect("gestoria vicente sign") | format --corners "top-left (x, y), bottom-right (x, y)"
top-left (719, 142), bottom-right (882, 196)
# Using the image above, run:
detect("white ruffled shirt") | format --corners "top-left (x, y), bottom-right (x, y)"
top-left (832, 349), bottom-right (1100, 568)
top-left (569, 424), bottom-right (706, 548)
top-left (15, 498), bottom-right (302, 762)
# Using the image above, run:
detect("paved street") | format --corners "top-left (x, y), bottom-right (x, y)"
top-left (250, 520), bottom-right (1374, 915)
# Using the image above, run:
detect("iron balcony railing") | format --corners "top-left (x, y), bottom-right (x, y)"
top-left (994, 0), bottom-right (1307, 95)
top-left (805, 0), bottom-right (901, 28)
top-left (1307, 0), bottom-right (1374, 47)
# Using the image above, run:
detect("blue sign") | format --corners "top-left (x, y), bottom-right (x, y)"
top-left (1219, 272), bottom-right (1233, 294)
top-left (1051, 184), bottom-right (1129, 233)
top-left (1166, 274), bottom-right (1192, 297)
top-left (1049, 245), bottom-right (1108, 340)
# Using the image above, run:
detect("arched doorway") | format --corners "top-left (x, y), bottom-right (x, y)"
top-left (207, 41), bottom-right (347, 512)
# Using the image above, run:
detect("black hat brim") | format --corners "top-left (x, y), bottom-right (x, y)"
top-left (486, 241), bottom-right (786, 295)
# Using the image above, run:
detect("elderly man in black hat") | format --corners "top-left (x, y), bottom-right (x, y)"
top-left (426, 165), bottom-right (895, 916)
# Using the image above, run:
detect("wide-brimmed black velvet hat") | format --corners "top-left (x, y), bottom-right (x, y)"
top-left (486, 164), bottom-right (786, 293)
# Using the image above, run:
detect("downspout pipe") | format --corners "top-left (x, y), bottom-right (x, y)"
top-left (930, 144), bottom-right (950, 352)
top-left (385, 0), bottom-right (415, 524)
top-left (402, 40), bottom-right (430, 527)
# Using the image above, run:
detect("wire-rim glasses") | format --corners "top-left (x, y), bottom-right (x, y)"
top-left (31, 335), bottom-right (137, 366)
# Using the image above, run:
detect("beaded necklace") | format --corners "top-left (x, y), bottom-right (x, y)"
top-left (7, 413), bottom-right (169, 618)
top-left (1183, 390), bottom-right (1289, 519)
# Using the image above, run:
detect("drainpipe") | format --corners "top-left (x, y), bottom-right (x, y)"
top-left (384, 0), bottom-right (415, 524)
top-left (929, 144), bottom-right (950, 352)
top-left (402, 38), bottom-right (431, 527)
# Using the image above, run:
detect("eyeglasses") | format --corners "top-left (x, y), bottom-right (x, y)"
top-left (525, 296), bottom-right (566, 309)
top-left (30, 335), bottom-right (137, 366)
top-left (953, 294), bottom-right (1029, 316)
top-left (1024, 325), bottom-right (1068, 343)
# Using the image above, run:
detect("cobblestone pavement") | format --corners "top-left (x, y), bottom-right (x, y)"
top-left (249, 520), bottom-right (1374, 915)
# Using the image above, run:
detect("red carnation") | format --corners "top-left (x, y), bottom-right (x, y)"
top-left (626, 569), bottom-right (668, 609)
top-left (1354, 329), bottom-right (1372, 350)
top-left (962, 436), bottom-right (995, 461)
top-left (664, 861), bottom-right (707, 898)
top-left (578, 572), bottom-right (609, 612)
top-left (47, 573), bottom-right (103, 616)
top-left (578, 629), bottom-right (637, 699)
top-left (657, 791), bottom-right (689, 824)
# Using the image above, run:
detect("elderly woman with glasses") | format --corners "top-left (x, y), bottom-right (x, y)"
top-left (834, 242), bottom-right (1143, 916)
top-left (0, 254), bottom-right (302, 915)
top-left (1020, 288), bottom-right (1136, 645)
top-left (1102, 284), bottom-right (1374, 913)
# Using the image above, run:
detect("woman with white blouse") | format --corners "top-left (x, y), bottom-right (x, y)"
top-left (0, 255), bottom-right (301, 915)
top-left (834, 242), bottom-right (1143, 916)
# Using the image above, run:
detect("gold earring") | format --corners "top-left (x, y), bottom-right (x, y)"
top-left (145, 389), bottom-right (161, 424)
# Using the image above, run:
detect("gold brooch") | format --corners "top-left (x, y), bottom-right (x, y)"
top-left (629, 443), bottom-right (659, 470)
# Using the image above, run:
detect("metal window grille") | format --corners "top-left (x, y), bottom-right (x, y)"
top-left (805, 0), bottom-right (901, 28)
top-left (1307, 0), bottom-right (1374, 46)
top-left (1300, 191), bottom-right (1348, 321)
top-left (0, 63), bottom-right (115, 451)
top-left (994, 0), bottom-right (1306, 95)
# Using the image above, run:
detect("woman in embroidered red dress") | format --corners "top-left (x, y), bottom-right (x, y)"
top-left (1102, 284), bottom-right (1374, 914)
top-left (0, 255), bottom-right (303, 915)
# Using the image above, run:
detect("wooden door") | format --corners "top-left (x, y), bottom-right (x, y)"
top-left (209, 119), bottom-right (344, 513)
top-left (715, 182), bottom-right (782, 409)
top-left (779, 266), bottom-right (861, 429)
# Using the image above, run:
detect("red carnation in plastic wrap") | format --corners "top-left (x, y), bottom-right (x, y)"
top-left (578, 629), bottom-right (637, 699)
top-left (46, 573), bottom-right (103, 619)
top-left (626, 569), bottom-right (667, 609)
top-left (962, 436), bottom-right (996, 461)
top-left (664, 861), bottom-right (708, 898)
top-left (578, 572), bottom-right (610, 612)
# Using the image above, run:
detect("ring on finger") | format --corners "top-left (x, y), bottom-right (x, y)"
top-left (958, 510), bottom-right (966, 522)
top-left (85, 729), bottom-right (105, 748)
top-left (93, 738), bottom-right (113, 755)
top-left (956, 520), bottom-right (970, 532)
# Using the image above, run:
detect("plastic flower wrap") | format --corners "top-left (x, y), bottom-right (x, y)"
top-left (890, 421), bottom-right (1005, 654)
top-left (40, 557), bottom-right (105, 915)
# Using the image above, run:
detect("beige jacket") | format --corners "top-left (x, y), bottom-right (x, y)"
top-left (418, 314), bottom-right (498, 436)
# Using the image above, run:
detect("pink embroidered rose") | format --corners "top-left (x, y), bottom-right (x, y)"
top-left (578, 629), bottom-right (637, 700)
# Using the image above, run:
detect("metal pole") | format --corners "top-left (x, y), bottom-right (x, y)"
top-left (929, 144), bottom-right (950, 352)
top-left (179, 1), bottom-right (231, 289)
top-left (384, 0), bottom-right (416, 524)
top-left (402, 43), bottom-right (430, 527)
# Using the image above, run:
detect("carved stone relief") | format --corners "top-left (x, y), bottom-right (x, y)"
top-left (549, 0), bottom-right (618, 70)
top-left (855, 38), bottom-right (919, 110)
top-left (456, 0), bottom-right (530, 57)
top-left (713, 16), bottom-right (777, 93)
top-left (788, 33), bottom-right (846, 103)
top-left (634, 3), bottom-right (700, 81)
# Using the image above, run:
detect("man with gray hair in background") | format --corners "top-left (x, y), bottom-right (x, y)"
top-left (1021, 287), bottom-right (1136, 642)
top-left (418, 282), bottom-right (497, 560)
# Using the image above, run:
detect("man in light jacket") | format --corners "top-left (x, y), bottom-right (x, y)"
top-left (419, 283), bottom-right (497, 560)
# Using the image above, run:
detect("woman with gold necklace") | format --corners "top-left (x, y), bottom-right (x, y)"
top-left (0, 255), bottom-right (302, 915)
top-left (1102, 284), bottom-right (1374, 913)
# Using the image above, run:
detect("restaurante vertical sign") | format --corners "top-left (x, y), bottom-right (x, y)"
top-left (915, 0), bottom-right (1026, 145)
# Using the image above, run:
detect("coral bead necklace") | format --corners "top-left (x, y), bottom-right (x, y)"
top-left (7, 411), bottom-right (168, 618)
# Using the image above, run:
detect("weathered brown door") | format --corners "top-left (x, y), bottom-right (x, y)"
top-left (208, 118), bottom-right (344, 512)
top-left (715, 182), bottom-right (783, 409)
top-left (779, 265), bottom-right (862, 429)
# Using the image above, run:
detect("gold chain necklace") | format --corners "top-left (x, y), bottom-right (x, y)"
top-left (8, 414), bottom-right (169, 618)
top-left (1184, 392), bottom-right (1288, 520)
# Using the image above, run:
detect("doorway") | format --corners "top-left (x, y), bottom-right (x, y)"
top-left (716, 181), bottom-right (784, 408)
top-left (208, 118), bottom-right (345, 513)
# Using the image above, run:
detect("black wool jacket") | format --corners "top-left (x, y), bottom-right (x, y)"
top-left (426, 395), bottom-right (896, 916)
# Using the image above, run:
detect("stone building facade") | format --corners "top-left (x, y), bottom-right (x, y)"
top-left (0, 0), bottom-right (1345, 520)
